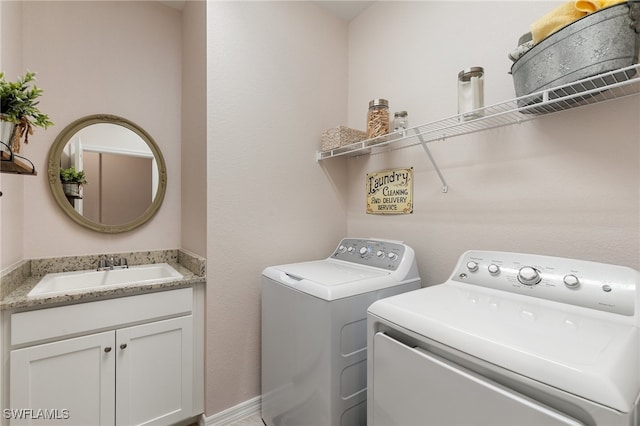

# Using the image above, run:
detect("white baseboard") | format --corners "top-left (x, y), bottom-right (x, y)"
top-left (203, 396), bottom-right (262, 426)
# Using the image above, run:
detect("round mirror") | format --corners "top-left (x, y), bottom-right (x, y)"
top-left (48, 114), bottom-right (167, 233)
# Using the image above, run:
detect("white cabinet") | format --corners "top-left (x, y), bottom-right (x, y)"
top-left (116, 316), bottom-right (193, 426)
top-left (10, 331), bottom-right (115, 425)
top-left (5, 288), bottom-right (201, 426)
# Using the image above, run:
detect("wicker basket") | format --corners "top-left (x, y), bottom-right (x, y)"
top-left (321, 126), bottom-right (367, 151)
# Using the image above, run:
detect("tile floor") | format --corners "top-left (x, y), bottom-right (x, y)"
top-left (231, 413), bottom-right (263, 425)
top-left (187, 411), bottom-right (262, 426)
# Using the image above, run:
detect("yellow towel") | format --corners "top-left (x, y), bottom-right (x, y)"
top-left (575, 0), bottom-right (625, 13)
top-left (531, 0), bottom-right (627, 44)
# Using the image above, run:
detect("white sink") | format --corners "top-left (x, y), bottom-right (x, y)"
top-left (28, 263), bottom-right (184, 297)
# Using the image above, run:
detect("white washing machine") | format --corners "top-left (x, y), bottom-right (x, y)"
top-left (368, 250), bottom-right (640, 426)
top-left (261, 238), bottom-right (421, 426)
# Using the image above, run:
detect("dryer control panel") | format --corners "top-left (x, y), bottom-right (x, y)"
top-left (331, 238), bottom-right (407, 271)
top-left (451, 250), bottom-right (639, 317)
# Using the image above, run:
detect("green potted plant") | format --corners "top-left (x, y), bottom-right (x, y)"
top-left (0, 71), bottom-right (53, 153)
top-left (60, 166), bottom-right (88, 198)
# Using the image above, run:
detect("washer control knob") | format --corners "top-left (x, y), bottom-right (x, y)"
top-left (337, 245), bottom-right (347, 254)
top-left (563, 274), bottom-right (580, 289)
top-left (359, 246), bottom-right (371, 257)
top-left (347, 246), bottom-right (355, 253)
top-left (388, 252), bottom-right (398, 261)
top-left (518, 267), bottom-right (541, 285)
top-left (466, 261), bottom-right (479, 272)
top-left (376, 250), bottom-right (385, 258)
top-left (488, 264), bottom-right (500, 275)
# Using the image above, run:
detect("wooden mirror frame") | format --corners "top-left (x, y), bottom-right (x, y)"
top-left (47, 114), bottom-right (167, 233)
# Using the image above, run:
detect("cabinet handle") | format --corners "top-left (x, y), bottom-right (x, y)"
top-left (104, 347), bottom-right (112, 353)
top-left (120, 343), bottom-right (127, 350)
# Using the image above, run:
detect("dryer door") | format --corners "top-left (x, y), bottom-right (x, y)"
top-left (370, 333), bottom-right (585, 426)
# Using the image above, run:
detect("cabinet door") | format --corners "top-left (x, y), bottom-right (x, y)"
top-left (115, 316), bottom-right (193, 426)
top-left (10, 331), bottom-right (116, 426)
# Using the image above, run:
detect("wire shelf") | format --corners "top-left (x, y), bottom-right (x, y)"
top-left (317, 64), bottom-right (640, 160)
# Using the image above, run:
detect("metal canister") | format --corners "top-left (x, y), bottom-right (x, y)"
top-left (367, 98), bottom-right (389, 139)
top-left (393, 111), bottom-right (408, 132)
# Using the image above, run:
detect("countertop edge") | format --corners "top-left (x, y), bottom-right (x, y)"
top-left (1, 249), bottom-right (206, 311)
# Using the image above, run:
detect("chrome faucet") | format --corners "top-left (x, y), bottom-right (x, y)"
top-left (97, 255), bottom-right (129, 271)
top-left (97, 257), bottom-right (108, 271)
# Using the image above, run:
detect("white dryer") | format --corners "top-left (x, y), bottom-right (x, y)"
top-left (368, 250), bottom-right (640, 426)
top-left (261, 238), bottom-right (420, 426)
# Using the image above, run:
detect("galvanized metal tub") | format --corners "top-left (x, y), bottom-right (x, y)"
top-left (511, 1), bottom-right (640, 112)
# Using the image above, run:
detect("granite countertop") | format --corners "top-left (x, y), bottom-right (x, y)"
top-left (0, 249), bottom-right (206, 311)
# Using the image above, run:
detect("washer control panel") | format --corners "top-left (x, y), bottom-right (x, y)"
top-left (331, 238), bottom-right (407, 271)
top-left (451, 250), bottom-right (638, 316)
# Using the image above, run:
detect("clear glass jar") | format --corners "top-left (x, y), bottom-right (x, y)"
top-left (393, 111), bottom-right (408, 133)
top-left (367, 98), bottom-right (389, 139)
top-left (457, 67), bottom-right (484, 121)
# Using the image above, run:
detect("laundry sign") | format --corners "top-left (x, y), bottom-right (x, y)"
top-left (366, 167), bottom-right (413, 214)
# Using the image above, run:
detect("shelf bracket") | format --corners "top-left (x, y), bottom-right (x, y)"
top-left (0, 141), bottom-right (37, 176)
top-left (417, 134), bottom-right (448, 193)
